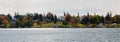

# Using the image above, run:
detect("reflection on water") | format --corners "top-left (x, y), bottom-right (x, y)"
top-left (0, 28), bottom-right (120, 42)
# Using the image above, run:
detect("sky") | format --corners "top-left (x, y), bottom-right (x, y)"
top-left (0, 0), bottom-right (120, 16)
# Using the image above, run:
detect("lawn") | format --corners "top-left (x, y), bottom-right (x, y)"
top-left (41, 22), bottom-right (54, 28)
top-left (33, 22), bottom-right (120, 28)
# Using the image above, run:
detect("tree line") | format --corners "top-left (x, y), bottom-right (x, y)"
top-left (0, 11), bottom-right (120, 28)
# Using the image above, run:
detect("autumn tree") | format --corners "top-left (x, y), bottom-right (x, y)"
top-left (69, 16), bottom-right (77, 26)
top-left (0, 15), bottom-right (10, 28)
top-left (16, 16), bottom-right (33, 28)
top-left (64, 13), bottom-right (71, 22)
top-left (46, 12), bottom-right (54, 22)
top-left (113, 15), bottom-right (120, 24)
top-left (62, 13), bottom-right (71, 26)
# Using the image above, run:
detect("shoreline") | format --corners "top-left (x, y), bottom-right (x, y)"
top-left (0, 28), bottom-right (118, 30)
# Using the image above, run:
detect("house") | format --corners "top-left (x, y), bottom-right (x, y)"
top-left (58, 16), bottom-right (64, 22)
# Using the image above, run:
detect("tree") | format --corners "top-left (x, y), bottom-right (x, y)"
top-left (105, 12), bottom-right (112, 24)
top-left (87, 12), bottom-right (90, 24)
top-left (81, 12), bottom-right (90, 24)
top-left (16, 16), bottom-right (33, 28)
top-left (81, 16), bottom-right (88, 24)
top-left (64, 13), bottom-right (71, 22)
top-left (53, 15), bottom-right (58, 23)
top-left (46, 12), bottom-right (54, 22)
top-left (3, 19), bottom-right (9, 27)
top-left (0, 17), bottom-right (2, 25)
top-left (100, 15), bottom-right (104, 23)
top-left (27, 13), bottom-right (34, 20)
top-left (113, 15), bottom-right (120, 24)
top-left (77, 12), bottom-right (80, 18)
top-left (14, 12), bottom-right (22, 20)
top-left (0, 15), bottom-right (10, 28)
top-left (33, 13), bottom-right (39, 20)
top-left (62, 13), bottom-right (71, 26)
top-left (89, 15), bottom-right (101, 24)
top-left (38, 14), bottom-right (43, 22)
top-left (69, 16), bottom-right (77, 26)
top-left (64, 12), bottom-right (66, 16)
top-left (7, 13), bottom-right (12, 21)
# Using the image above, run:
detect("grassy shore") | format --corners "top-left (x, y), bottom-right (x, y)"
top-left (33, 22), bottom-right (120, 28)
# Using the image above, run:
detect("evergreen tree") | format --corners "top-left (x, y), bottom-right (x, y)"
top-left (105, 12), bottom-right (112, 23)
top-left (100, 15), bottom-right (104, 23)
top-left (87, 12), bottom-right (90, 23)
top-left (53, 15), bottom-right (58, 23)
top-left (7, 13), bottom-right (12, 21)
top-left (64, 12), bottom-right (66, 16)
top-left (14, 12), bottom-right (21, 20)
top-left (39, 14), bottom-right (43, 22)
top-left (77, 12), bottom-right (80, 18)
top-left (82, 12), bottom-right (90, 24)
top-left (33, 13), bottom-right (39, 20)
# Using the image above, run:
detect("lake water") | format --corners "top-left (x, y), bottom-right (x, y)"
top-left (0, 28), bottom-right (120, 42)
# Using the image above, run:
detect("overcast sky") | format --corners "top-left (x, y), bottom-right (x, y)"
top-left (0, 0), bottom-right (120, 16)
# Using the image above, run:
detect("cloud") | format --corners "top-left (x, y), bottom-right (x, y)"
top-left (0, 0), bottom-right (120, 16)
